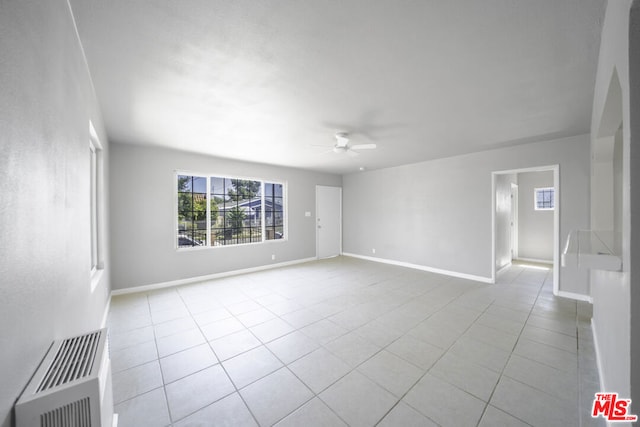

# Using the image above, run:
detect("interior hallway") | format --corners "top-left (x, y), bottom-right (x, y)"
top-left (108, 257), bottom-right (603, 426)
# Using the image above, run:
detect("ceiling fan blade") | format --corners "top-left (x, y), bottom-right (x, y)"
top-left (350, 143), bottom-right (377, 150)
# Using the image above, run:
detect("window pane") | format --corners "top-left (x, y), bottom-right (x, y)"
top-left (210, 177), bottom-right (222, 195)
top-left (177, 175), bottom-right (208, 247)
top-left (273, 197), bottom-right (283, 213)
top-left (274, 212), bottom-right (284, 226)
top-left (192, 176), bottom-right (206, 193)
top-left (179, 175), bottom-right (284, 248)
top-left (228, 179), bottom-right (261, 201)
top-left (264, 210), bottom-right (274, 227)
top-left (535, 188), bottom-right (554, 210)
top-left (274, 183), bottom-right (283, 197)
top-left (178, 175), bottom-right (192, 192)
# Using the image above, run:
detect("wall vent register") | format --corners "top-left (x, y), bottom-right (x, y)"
top-left (15, 328), bottom-right (116, 427)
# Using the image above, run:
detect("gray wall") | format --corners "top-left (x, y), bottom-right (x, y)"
top-left (495, 174), bottom-right (517, 270)
top-left (517, 171), bottom-right (554, 261)
top-left (109, 143), bottom-right (341, 290)
top-left (0, 2), bottom-right (111, 426)
top-left (343, 135), bottom-right (590, 295)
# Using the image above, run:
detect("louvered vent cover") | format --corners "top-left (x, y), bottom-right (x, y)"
top-left (41, 397), bottom-right (91, 427)
top-left (36, 330), bottom-right (102, 392)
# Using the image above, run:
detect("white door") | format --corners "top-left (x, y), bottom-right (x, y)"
top-left (316, 185), bottom-right (342, 258)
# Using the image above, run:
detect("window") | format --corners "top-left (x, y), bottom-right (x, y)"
top-left (264, 182), bottom-right (284, 240)
top-left (534, 187), bottom-right (555, 210)
top-left (177, 174), bottom-right (286, 248)
top-left (89, 122), bottom-right (104, 282)
top-left (177, 176), bottom-right (207, 247)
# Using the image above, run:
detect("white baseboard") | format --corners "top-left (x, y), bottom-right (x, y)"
top-left (111, 257), bottom-right (317, 296)
top-left (556, 290), bottom-right (593, 303)
top-left (101, 294), bottom-right (111, 329)
top-left (515, 257), bottom-right (553, 264)
top-left (343, 252), bottom-right (493, 284)
top-left (496, 262), bottom-right (512, 276)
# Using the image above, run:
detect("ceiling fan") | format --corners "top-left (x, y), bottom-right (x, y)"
top-left (325, 132), bottom-right (377, 157)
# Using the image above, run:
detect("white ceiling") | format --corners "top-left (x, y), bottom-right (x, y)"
top-left (70, 0), bottom-right (606, 175)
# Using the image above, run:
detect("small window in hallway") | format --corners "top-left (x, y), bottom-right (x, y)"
top-left (534, 187), bottom-right (555, 210)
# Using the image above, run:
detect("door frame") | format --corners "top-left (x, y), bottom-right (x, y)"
top-left (491, 165), bottom-right (559, 295)
top-left (315, 185), bottom-right (342, 259)
top-left (510, 183), bottom-right (519, 261)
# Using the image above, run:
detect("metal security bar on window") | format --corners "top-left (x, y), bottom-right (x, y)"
top-left (177, 174), bottom-right (285, 248)
top-left (535, 187), bottom-right (555, 210)
top-left (177, 175), bottom-right (207, 247)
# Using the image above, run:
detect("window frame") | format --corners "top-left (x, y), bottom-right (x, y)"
top-left (89, 122), bottom-right (105, 290)
top-left (175, 171), bottom-right (287, 250)
top-left (534, 187), bottom-right (555, 211)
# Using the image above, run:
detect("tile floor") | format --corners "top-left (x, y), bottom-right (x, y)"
top-left (108, 257), bottom-right (604, 426)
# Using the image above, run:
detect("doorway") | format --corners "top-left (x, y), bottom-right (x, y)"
top-left (316, 185), bottom-right (342, 258)
top-left (492, 165), bottom-right (560, 293)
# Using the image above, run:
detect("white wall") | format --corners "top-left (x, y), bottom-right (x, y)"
top-left (495, 173), bottom-right (517, 270)
top-left (0, 2), bottom-right (111, 426)
top-left (343, 135), bottom-right (590, 295)
top-left (517, 171), bottom-right (554, 262)
top-left (589, 0), bottom-right (640, 410)
top-left (109, 143), bottom-right (341, 290)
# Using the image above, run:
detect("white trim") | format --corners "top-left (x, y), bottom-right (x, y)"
top-left (496, 262), bottom-right (512, 276)
top-left (511, 183), bottom-right (519, 260)
top-left (343, 253), bottom-right (493, 283)
top-left (553, 166), bottom-right (560, 296)
top-left (515, 257), bottom-right (554, 264)
top-left (591, 319), bottom-right (607, 392)
top-left (111, 257), bottom-right (316, 296)
top-left (491, 165), bottom-right (560, 295)
top-left (556, 290), bottom-right (593, 303)
top-left (89, 121), bottom-right (105, 292)
top-left (90, 268), bottom-right (105, 295)
top-left (491, 175), bottom-right (497, 283)
top-left (101, 293), bottom-right (111, 329)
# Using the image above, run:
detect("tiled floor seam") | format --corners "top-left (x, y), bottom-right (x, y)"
top-left (372, 280), bottom-right (517, 426)
top-left (174, 286), bottom-right (263, 427)
top-left (472, 263), bottom-right (546, 425)
top-left (147, 293), bottom-right (176, 426)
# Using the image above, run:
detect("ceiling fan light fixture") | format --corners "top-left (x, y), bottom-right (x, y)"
top-left (333, 145), bottom-right (347, 153)
top-left (335, 132), bottom-right (349, 146)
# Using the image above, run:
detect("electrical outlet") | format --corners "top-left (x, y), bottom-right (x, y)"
top-left (372, 248), bottom-right (376, 254)
top-left (271, 254), bottom-right (276, 260)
